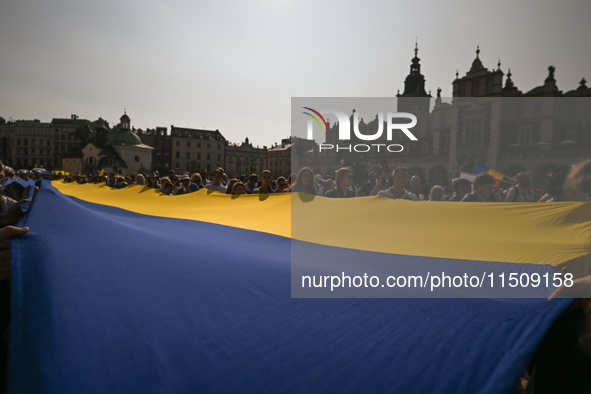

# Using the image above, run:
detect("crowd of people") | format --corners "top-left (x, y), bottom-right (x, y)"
top-left (47, 159), bottom-right (587, 207)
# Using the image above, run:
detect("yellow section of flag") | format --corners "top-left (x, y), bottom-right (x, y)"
top-left (52, 181), bottom-right (591, 266)
top-left (487, 168), bottom-right (506, 181)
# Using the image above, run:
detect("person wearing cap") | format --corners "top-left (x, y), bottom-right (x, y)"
top-left (178, 174), bottom-right (191, 194)
top-left (147, 171), bottom-right (160, 189)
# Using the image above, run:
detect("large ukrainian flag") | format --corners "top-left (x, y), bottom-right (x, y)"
top-left (8, 181), bottom-right (590, 393)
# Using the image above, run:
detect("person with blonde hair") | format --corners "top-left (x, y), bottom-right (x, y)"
top-left (135, 174), bottom-right (145, 186)
top-left (429, 186), bottom-right (444, 201)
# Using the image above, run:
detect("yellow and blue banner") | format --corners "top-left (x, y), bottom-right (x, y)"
top-left (8, 181), bottom-right (589, 393)
top-left (473, 163), bottom-right (509, 182)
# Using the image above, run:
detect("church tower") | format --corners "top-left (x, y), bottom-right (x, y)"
top-left (120, 110), bottom-right (131, 130)
top-left (397, 43), bottom-right (431, 113)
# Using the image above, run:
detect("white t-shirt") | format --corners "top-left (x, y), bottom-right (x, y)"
top-left (377, 188), bottom-right (418, 200)
top-left (205, 184), bottom-right (227, 193)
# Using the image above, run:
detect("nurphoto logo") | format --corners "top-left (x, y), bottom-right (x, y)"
top-left (302, 107), bottom-right (418, 153)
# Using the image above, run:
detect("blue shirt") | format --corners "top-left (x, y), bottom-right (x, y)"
top-left (460, 193), bottom-right (490, 202)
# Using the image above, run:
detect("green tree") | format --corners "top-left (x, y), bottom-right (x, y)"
top-left (65, 124), bottom-right (95, 158)
top-left (70, 124), bottom-right (94, 150)
top-left (152, 165), bottom-right (171, 174)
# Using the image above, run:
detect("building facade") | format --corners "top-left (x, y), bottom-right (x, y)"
top-left (152, 127), bottom-right (171, 169)
top-left (169, 126), bottom-right (226, 174)
top-left (52, 115), bottom-right (90, 168)
top-left (225, 137), bottom-right (267, 178)
top-left (3, 119), bottom-right (53, 169)
top-left (299, 46), bottom-right (591, 189)
top-left (267, 139), bottom-right (292, 178)
top-left (82, 112), bottom-right (153, 176)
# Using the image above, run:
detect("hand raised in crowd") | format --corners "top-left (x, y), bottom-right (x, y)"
top-left (0, 226), bottom-right (29, 280)
top-left (3, 185), bottom-right (38, 225)
top-left (548, 267), bottom-right (591, 303)
top-left (491, 187), bottom-right (503, 202)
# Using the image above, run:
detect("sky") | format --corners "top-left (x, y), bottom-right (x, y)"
top-left (1, 0), bottom-right (590, 148)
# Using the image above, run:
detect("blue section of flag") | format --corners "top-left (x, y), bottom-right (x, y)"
top-left (473, 163), bottom-right (489, 175)
top-left (8, 182), bottom-right (571, 393)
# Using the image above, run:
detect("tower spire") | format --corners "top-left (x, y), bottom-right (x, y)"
top-left (504, 68), bottom-right (514, 88)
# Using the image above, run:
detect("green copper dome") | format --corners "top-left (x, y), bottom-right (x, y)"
top-left (107, 129), bottom-right (142, 145)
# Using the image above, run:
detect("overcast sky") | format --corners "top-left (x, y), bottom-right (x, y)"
top-left (1, 0), bottom-right (589, 147)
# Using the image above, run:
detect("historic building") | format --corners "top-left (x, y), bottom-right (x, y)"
top-left (299, 46), bottom-right (591, 188)
top-left (267, 138), bottom-right (292, 178)
top-left (52, 115), bottom-right (91, 168)
top-left (169, 126), bottom-right (226, 173)
top-left (82, 112), bottom-right (153, 176)
top-left (1, 119), bottom-right (53, 169)
top-left (225, 137), bottom-right (267, 178)
top-left (152, 127), bottom-right (171, 169)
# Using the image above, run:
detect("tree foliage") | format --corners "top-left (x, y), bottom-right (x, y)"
top-left (65, 124), bottom-right (95, 158)
top-left (70, 124), bottom-right (94, 149)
